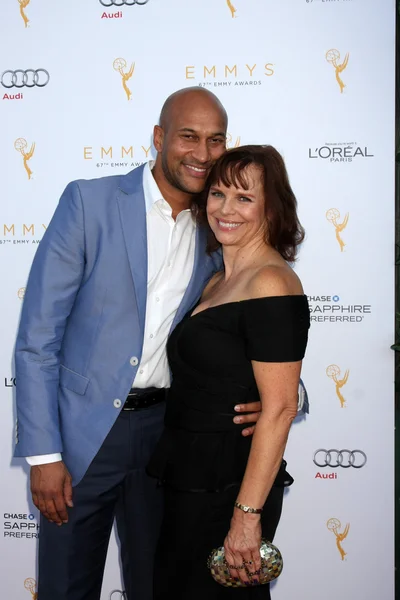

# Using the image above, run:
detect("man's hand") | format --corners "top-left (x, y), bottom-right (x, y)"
top-left (233, 401), bottom-right (262, 437)
top-left (30, 461), bottom-right (73, 525)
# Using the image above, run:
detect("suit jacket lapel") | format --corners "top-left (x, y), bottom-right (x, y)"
top-left (170, 224), bottom-right (209, 332)
top-left (117, 165), bottom-right (147, 341)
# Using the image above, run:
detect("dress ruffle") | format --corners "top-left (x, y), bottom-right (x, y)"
top-left (147, 425), bottom-right (293, 492)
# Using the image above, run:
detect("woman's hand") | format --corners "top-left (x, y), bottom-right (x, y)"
top-left (223, 510), bottom-right (262, 585)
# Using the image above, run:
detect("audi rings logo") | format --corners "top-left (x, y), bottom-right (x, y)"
top-left (313, 449), bottom-right (367, 469)
top-left (109, 591), bottom-right (127, 600)
top-left (1, 69), bottom-right (50, 89)
top-left (99, 0), bottom-right (149, 6)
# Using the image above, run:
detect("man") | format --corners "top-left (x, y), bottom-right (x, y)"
top-left (14, 88), bottom-right (266, 600)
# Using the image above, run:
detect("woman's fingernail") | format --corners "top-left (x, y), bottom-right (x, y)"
top-left (234, 416), bottom-right (242, 424)
top-left (234, 405), bottom-right (241, 411)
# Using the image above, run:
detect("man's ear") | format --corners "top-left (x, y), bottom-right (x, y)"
top-left (153, 125), bottom-right (164, 153)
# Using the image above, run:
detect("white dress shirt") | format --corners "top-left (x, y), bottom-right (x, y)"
top-left (27, 161), bottom-right (196, 466)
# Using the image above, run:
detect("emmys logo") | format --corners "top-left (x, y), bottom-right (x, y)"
top-left (15, 138), bottom-right (35, 179)
top-left (326, 518), bottom-right (349, 561)
top-left (0, 223), bottom-right (47, 247)
top-left (226, 133), bottom-right (240, 148)
top-left (326, 208), bottom-right (349, 252)
top-left (18, 0), bottom-right (30, 28)
top-left (326, 49), bottom-right (349, 93)
top-left (113, 58), bottom-right (134, 101)
top-left (24, 578), bottom-right (38, 599)
top-left (187, 63), bottom-right (274, 89)
top-left (83, 144), bottom-right (151, 169)
top-left (326, 364), bottom-right (349, 408)
top-left (226, 0), bottom-right (237, 18)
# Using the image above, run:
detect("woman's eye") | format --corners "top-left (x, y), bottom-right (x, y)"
top-left (239, 196), bottom-right (252, 202)
top-left (211, 191), bottom-right (223, 197)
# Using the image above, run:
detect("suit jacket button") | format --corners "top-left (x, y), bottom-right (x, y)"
top-left (130, 356), bottom-right (139, 366)
top-left (113, 399), bottom-right (122, 409)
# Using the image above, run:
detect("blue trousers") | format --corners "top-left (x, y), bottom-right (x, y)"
top-left (37, 403), bottom-right (165, 600)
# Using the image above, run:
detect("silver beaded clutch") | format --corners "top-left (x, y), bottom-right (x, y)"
top-left (207, 538), bottom-right (283, 587)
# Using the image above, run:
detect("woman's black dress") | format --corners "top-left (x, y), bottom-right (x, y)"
top-left (148, 295), bottom-right (310, 599)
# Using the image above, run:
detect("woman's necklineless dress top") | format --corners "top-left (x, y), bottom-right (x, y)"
top-left (148, 295), bottom-right (310, 492)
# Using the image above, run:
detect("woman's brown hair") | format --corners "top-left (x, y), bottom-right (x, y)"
top-left (192, 145), bottom-right (305, 262)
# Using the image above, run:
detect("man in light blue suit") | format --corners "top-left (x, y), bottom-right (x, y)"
top-left (14, 88), bottom-right (270, 600)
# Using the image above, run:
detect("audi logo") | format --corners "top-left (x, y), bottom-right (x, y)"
top-left (99, 0), bottom-right (149, 5)
top-left (109, 592), bottom-right (127, 600)
top-left (313, 449), bottom-right (367, 469)
top-left (1, 69), bottom-right (50, 89)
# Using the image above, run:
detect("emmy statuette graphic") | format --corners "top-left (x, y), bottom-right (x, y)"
top-left (113, 58), bottom-right (135, 101)
top-left (18, 0), bottom-right (31, 28)
top-left (327, 518), bottom-right (350, 561)
top-left (326, 49), bottom-right (349, 93)
top-left (326, 364), bottom-right (349, 408)
top-left (15, 138), bottom-right (35, 179)
top-left (326, 208), bottom-right (349, 252)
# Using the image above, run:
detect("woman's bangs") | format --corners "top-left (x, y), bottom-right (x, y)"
top-left (210, 156), bottom-right (253, 191)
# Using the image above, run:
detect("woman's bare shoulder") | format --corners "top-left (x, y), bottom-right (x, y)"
top-left (247, 264), bottom-right (304, 299)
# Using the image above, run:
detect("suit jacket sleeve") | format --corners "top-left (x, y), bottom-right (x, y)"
top-left (15, 182), bottom-right (85, 457)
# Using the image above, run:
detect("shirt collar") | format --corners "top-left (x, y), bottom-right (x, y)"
top-left (142, 160), bottom-right (193, 219)
top-left (143, 160), bottom-right (164, 214)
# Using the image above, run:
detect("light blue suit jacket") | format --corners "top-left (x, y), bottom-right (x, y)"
top-left (14, 165), bottom-right (221, 485)
top-left (14, 164), bottom-right (308, 486)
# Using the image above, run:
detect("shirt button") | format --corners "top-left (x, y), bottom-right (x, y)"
top-left (130, 356), bottom-right (139, 366)
top-left (139, 369), bottom-right (144, 374)
top-left (150, 334), bottom-right (154, 339)
top-left (156, 297), bottom-right (160, 302)
top-left (113, 399), bottom-right (122, 409)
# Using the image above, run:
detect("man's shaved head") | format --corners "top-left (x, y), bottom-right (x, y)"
top-left (159, 87), bottom-right (228, 132)
top-left (152, 87), bottom-right (228, 204)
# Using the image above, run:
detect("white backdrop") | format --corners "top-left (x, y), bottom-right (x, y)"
top-left (0, 1), bottom-right (395, 599)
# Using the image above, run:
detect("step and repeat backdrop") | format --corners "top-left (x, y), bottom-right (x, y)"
top-left (0, 0), bottom-right (395, 599)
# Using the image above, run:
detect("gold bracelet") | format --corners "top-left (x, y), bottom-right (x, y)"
top-left (234, 501), bottom-right (263, 514)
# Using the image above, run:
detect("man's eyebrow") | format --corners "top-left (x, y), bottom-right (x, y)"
top-left (177, 128), bottom-right (226, 137)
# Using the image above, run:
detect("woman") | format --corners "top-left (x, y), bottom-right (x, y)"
top-left (147, 145), bottom-right (310, 599)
